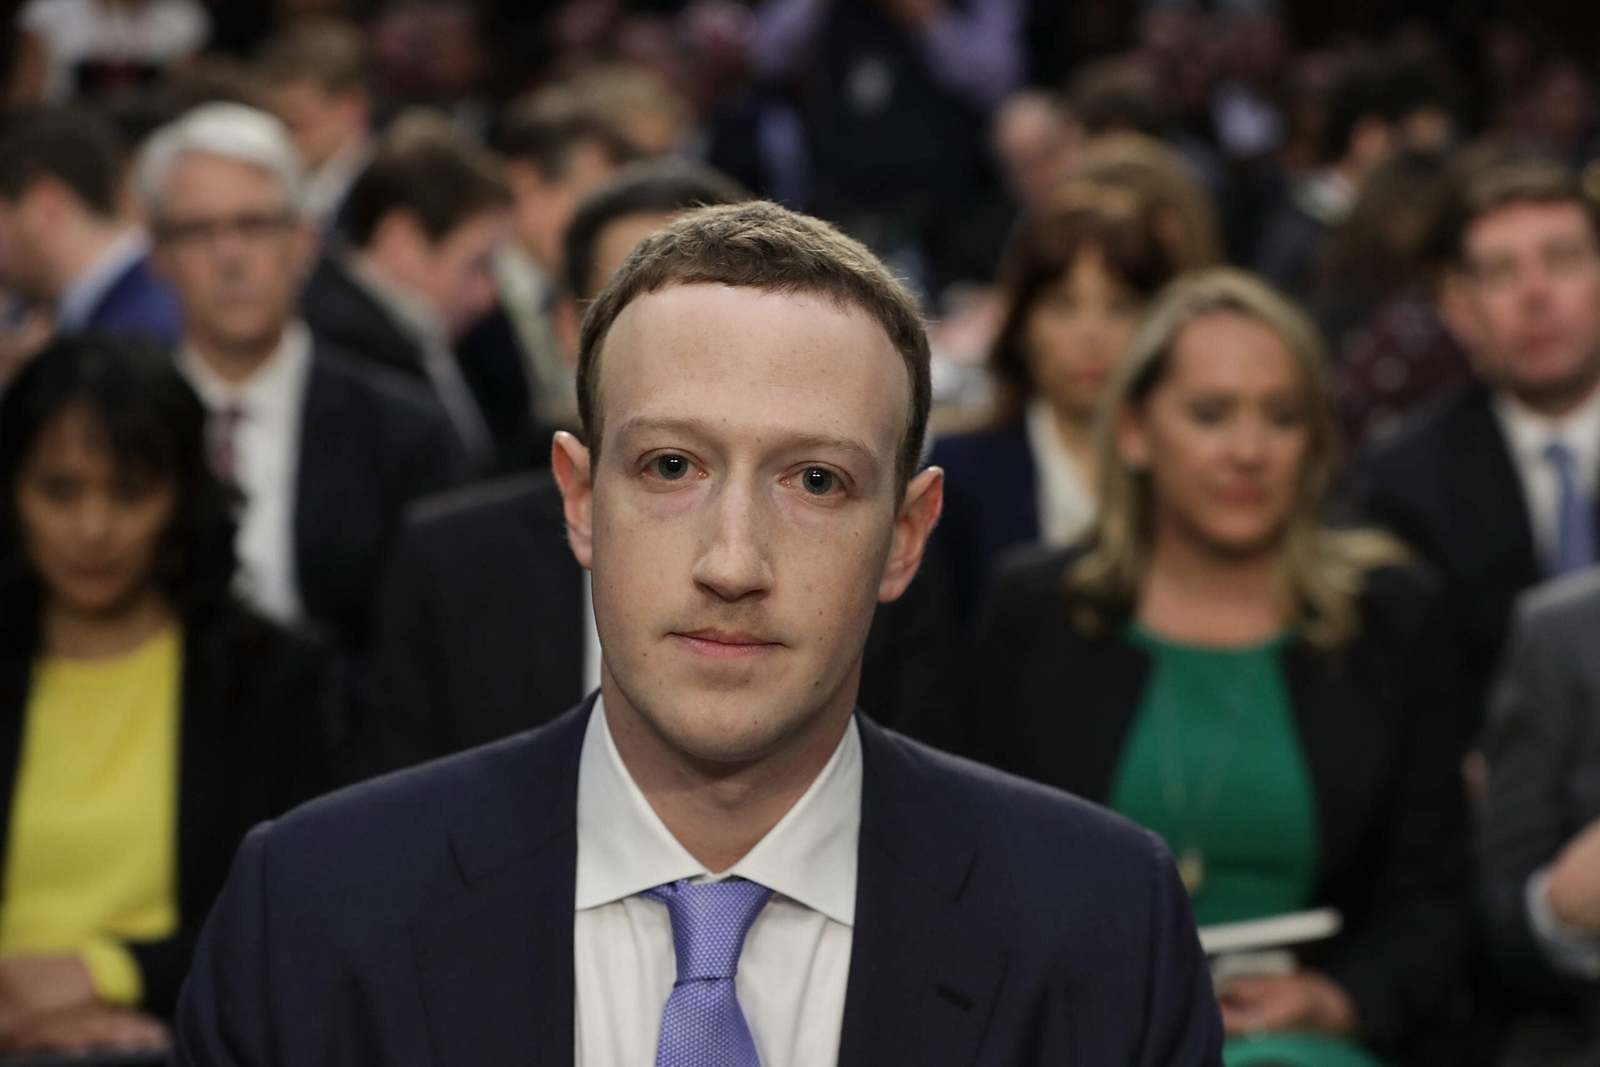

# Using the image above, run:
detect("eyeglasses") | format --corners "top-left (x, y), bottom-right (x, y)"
top-left (154, 211), bottom-right (297, 248)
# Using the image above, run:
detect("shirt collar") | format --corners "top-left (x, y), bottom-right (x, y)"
top-left (1024, 398), bottom-right (1094, 547)
top-left (1494, 384), bottom-right (1600, 468)
top-left (57, 230), bottom-right (148, 329)
top-left (575, 696), bottom-right (860, 927)
top-left (178, 320), bottom-right (313, 417)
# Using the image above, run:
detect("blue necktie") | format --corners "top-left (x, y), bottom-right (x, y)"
top-left (645, 877), bottom-right (772, 1067)
top-left (1544, 440), bottom-right (1597, 576)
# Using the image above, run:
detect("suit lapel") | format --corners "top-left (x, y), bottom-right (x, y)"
top-left (411, 703), bottom-right (590, 1067)
top-left (1450, 387), bottom-right (1540, 587)
top-left (838, 719), bottom-right (1008, 1067)
top-left (293, 356), bottom-right (339, 631)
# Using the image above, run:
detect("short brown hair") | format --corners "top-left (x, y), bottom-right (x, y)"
top-left (577, 201), bottom-right (931, 492)
top-left (256, 16), bottom-right (369, 94)
top-left (1438, 154), bottom-right (1600, 268)
top-left (344, 111), bottom-right (511, 247)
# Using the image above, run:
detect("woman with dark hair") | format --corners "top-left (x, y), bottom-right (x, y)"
top-left (0, 334), bottom-right (337, 1052)
top-left (967, 271), bottom-right (1470, 1066)
top-left (929, 180), bottom-right (1178, 622)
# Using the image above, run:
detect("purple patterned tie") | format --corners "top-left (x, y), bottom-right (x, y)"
top-left (644, 877), bottom-right (772, 1067)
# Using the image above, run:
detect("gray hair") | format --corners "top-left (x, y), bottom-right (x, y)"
top-left (137, 102), bottom-right (306, 220)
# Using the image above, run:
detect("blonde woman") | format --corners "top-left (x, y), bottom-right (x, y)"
top-left (966, 270), bottom-right (1469, 1066)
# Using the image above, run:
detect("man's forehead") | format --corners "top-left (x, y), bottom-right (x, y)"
top-left (596, 282), bottom-right (909, 449)
top-left (1470, 199), bottom-right (1594, 251)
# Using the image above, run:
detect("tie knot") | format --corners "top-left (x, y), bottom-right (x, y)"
top-left (644, 878), bottom-right (772, 981)
top-left (1544, 439), bottom-right (1578, 473)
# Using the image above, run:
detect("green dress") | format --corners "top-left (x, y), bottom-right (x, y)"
top-left (1108, 624), bottom-right (1384, 1067)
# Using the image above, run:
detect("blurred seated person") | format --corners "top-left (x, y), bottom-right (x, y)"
top-left (1361, 155), bottom-right (1600, 738)
top-left (1481, 568), bottom-right (1600, 1067)
top-left (140, 102), bottom-right (467, 657)
top-left (301, 111), bottom-right (513, 469)
top-left (0, 106), bottom-right (180, 343)
top-left (929, 182), bottom-right (1177, 623)
top-left (966, 270), bottom-right (1470, 1065)
top-left (256, 15), bottom-right (375, 234)
top-left (1076, 133), bottom-right (1226, 271)
top-left (0, 334), bottom-right (336, 1052)
top-left (457, 83), bottom-right (637, 465)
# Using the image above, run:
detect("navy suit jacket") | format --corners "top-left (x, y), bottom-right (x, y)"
top-left (81, 253), bottom-right (182, 345)
top-left (175, 701), bottom-right (1222, 1066)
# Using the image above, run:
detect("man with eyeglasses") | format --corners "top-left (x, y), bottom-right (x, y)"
top-left (1362, 155), bottom-right (1600, 741)
top-left (142, 102), bottom-right (467, 660)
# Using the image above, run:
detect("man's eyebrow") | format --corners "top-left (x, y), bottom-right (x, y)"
top-left (613, 415), bottom-right (883, 472)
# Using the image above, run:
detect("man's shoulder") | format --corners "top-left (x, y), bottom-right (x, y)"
top-left (1365, 382), bottom-right (1492, 478)
top-left (307, 340), bottom-right (452, 433)
top-left (1516, 569), bottom-right (1600, 645)
top-left (403, 471), bottom-right (560, 540)
top-left (257, 709), bottom-right (585, 909)
top-left (865, 724), bottom-right (1167, 895)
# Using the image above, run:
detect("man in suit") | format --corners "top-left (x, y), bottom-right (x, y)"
top-left (139, 102), bottom-right (466, 657)
top-left (366, 159), bottom-right (759, 770)
top-left (1482, 569), bottom-right (1600, 1066)
top-left (300, 112), bottom-right (512, 469)
top-left (1362, 156), bottom-right (1600, 736)
top-left (256, 15), bottom-right (374, 235)
top-left (175, 201), bottom-right (1221, 1065)
top-left (0, 107), bottom-right (181, 344)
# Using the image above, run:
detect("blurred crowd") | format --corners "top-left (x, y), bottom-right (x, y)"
top-left (5, 0), bottom-right (1600, 1064)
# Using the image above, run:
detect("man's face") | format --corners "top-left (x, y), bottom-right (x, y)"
top-left (151, 154), bottom-right (312, 356)
top-left (266, 78), bottom-right (366, 170)
top-left (1451, 200), bottom-right (1600, 407)
top-left (415, 209), bottom-right (510, 338)
top-left (587, 210), bottom-right (673, 298)
top-left (508, 139), bottom-right (620, 271)
top-left (555, 283), bottom-right (940, 767)
top-left (0, 188), bottom-right (56, 303)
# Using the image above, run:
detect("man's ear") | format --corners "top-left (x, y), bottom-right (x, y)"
top-left (878, 466), bottom-right (943, 603)
top-left (551, 430), bottom-right (594, 569)
top-left (553, 295), bottom-right (580, 370)
top-left (1438, 270), bottom-right (1483, 353)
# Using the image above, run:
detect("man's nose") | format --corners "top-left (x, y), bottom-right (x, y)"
top-left (690, 482), bottom-right (775, 603)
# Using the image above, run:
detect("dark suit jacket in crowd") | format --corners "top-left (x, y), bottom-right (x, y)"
top-left (293, 344), bottom-right (467, 655)
top-left (365, 471), bottom-right (964, 773)
top-left (1481, 569), bottom-right (1600, 1067)
top-left (1360, 383), bottom-right (1600, 737)
top-left (927, 421), bottom-right (1038, 624)
top-left (301, 252), bottom-right (427, 384)
top-left (80, 253), bottom-right (182, 346)
top-left (0, 601), bottom-right (338, 1019)
top-left (175, 699), bottom-right (1222, 1066)
top-left (964, 547), bottom-right (1472, 1057)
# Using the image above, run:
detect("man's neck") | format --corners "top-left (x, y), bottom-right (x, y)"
top-left (42, 589), bottom-right (174, 661)
top-left (601, 677), bottom-right (856, 873)
top-left (189, 327), bottom-right (287, 386)
top-left (1504, 370), bottom-right (1600, 421)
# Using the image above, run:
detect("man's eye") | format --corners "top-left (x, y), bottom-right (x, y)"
top-left (800, 467), bottom-right (836, 495)
top-left (653, 454), bottom-right (690, 480)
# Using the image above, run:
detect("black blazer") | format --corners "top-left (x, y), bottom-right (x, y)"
top-left (175, 700), bottom-right (1222, 1065)
top-left (927, 421), bottom-right (1039, 624)
top-left (365, 472), bottom-right (965, 773)
top-left (301, 252), bottom-right (428, 385)
top-left (1360, 383), bottom-right (1600, 735)
top-left (964, 548), bottom-right (1471, 1056)
top-left (0, 602), bottom-right (339, 1019)
top-left (293, 345), bottom-right (467, 655)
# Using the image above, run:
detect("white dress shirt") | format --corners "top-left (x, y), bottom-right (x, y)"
top-left (179, 323), bottom-right (312, 625)
top-left (1024, 398), bottom-right (1096, 548)
top-left (574, 698), bottom-right (859, 1067)
top-left (1494, 388), bottom-right (1600, 569)
top-left (55, 231), bottom-right (148, 331)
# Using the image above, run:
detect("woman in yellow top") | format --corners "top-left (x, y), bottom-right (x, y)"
top-left (0, 335), bottom-right (338, 1054)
